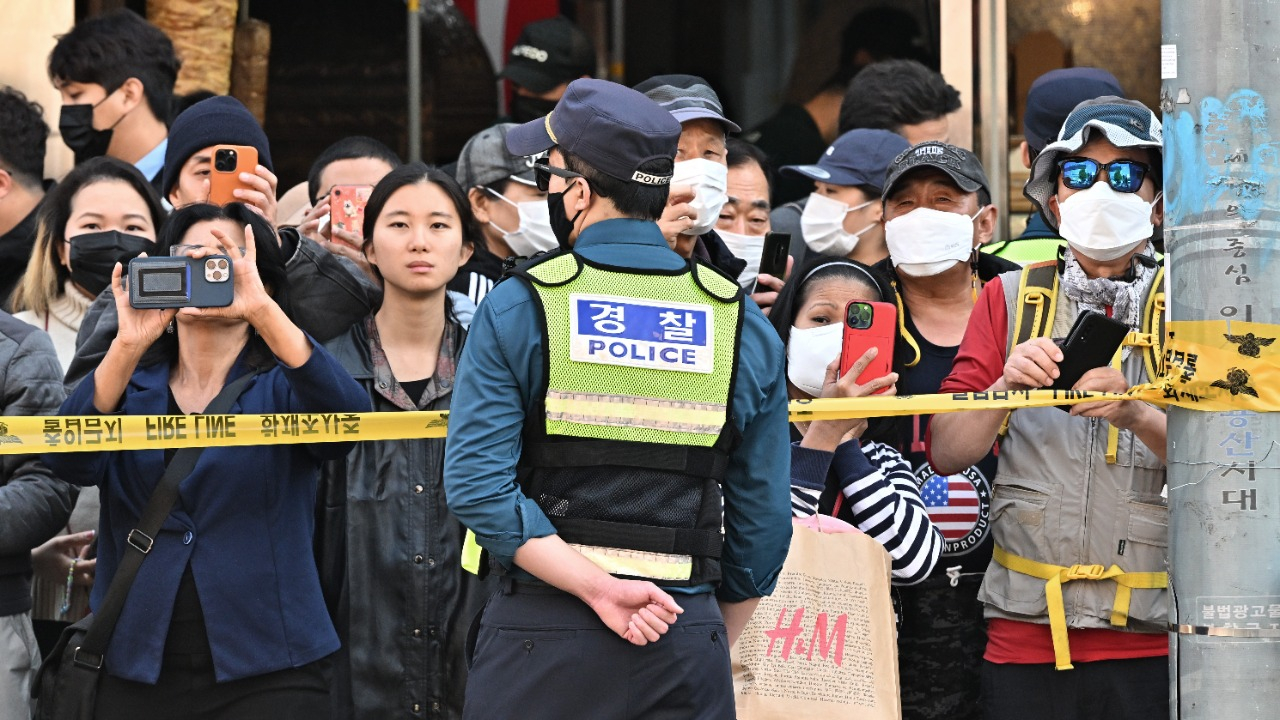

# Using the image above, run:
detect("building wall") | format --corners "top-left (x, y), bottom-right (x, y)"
top-left (1009, 0), bottom-right (1161, 112)
top-left (0, 0), bottom-right (76, 181)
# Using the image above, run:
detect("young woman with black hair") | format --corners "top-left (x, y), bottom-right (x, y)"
top-left (317, 163), bottom-right (494, 719)
top-left (769, 255), bottom-right (943, 585)
top-left (44, 202), bottom-right (370, 718)
top-left (12, 157), bottom-right (166, 656)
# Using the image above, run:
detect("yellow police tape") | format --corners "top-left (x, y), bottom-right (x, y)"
top-left (4, 320), bottom-right (1276, 455)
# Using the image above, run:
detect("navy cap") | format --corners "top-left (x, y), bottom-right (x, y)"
top-left (499, 16), bottom-right (595, 94)
top-left (1023, 67), bottom-right (1124, 153)
top-left (882, 141), bottom-right (990, 200)
top-left (633, 74), bottom-right (741, 133)
top-left (505, 79), bottom-right (681, 185)
top-left (780, 129), bottom-right (909, 192)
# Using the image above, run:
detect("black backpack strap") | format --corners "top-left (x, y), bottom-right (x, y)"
top-left (72, 368), bottom-right (261, 670)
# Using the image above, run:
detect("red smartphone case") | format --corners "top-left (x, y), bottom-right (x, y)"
top-left (839, 300), bottom-right (897, 391)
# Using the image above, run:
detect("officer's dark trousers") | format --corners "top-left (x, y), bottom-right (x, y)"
top-left (464, 580), bottom-right (735, 720)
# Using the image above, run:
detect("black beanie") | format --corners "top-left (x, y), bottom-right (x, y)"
top-left (162, 96), bottom-right (273, 197)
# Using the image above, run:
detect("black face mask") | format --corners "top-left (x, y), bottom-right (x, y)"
top-left (547, 183), bottom-right (585, 251)
top-left (58, 104), bottom-right (115, 165)
top-left (511, 94), bottom-right (559, 124)
top-left (69, 231), bottom-right (155, 297)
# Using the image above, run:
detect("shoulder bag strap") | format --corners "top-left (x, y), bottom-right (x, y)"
top-left (72, 368), bottom-right (262, 669)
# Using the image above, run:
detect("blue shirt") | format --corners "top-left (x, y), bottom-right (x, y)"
top-left (443, 219), bottom-right (792, 602)
top-left (44, 339), bottom-right (371, 684)
top-left (134, 138), bottom-right (167, 185)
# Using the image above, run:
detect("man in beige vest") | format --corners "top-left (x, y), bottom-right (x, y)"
top-left (928, 97), bottom-right (1169, 719)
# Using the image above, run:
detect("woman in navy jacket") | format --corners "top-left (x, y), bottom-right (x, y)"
top-left (45, 203), bottom-right (370, 719)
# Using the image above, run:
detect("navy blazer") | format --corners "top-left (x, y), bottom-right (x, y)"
top-left (45, 338), bottom-right (370, 684)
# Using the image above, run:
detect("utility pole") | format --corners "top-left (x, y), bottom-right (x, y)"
top-left (1163, 3), bottom-right (1280, 717)
top-left (407, 0), bottom-right (423, 162)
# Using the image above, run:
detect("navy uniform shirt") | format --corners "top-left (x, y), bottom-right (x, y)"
top-left (444, 218), bottom-right (792, 602)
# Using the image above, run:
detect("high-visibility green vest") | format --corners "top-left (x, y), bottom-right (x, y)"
top-left (508, 251), bottom-right (744, 585)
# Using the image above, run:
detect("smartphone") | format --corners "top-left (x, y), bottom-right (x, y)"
top-left (1049, 310), bottom-right (1130, 406)
top-left (839, 300), bottom-right (896, 391)
top-left (125, 255), bottom-right (234, 309)
top-left (756, 232), bottom-right (790, 281)
top-left (328, 185), bottom-right (373, 248)
top-left (209, 145), bottom-right (259, 206)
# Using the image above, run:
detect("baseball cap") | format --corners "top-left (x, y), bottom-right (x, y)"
top-left (499, 17), bottom-right (595, 95)
top-left (1023, 68), bottom-right (1124, 153)
top-left (780, 129), bottom-right (909, 193)
top-left (1024, 96), bottom-right (1162, 228)
top-left (633, 74), bottom-right (742, 134)
top-left (456, 124), bottom-right (538, 190)
top-left (505, 79), bottom-right (681, 185)
top-left (882, 141), bottom-right (991, 201)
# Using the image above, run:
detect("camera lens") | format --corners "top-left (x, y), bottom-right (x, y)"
top-left (217, 259), bottom-right (228, 269)
top-left (211, 270), bottom-right (223, 280)
top-left (214, 148), bottom-right (237, 172)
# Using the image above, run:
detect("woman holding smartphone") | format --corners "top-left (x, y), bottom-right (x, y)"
top-left (44, 202), bottom-right (369, 718)
top-left (769, 255), bottom-right (943, 585)
top-left (317, 163), bottom-right (494, 719)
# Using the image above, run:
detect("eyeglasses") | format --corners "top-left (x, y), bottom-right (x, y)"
top-left (170, 244), bottom-right (246, 257)
top-left (533, 163), bottom-right (586, 192)
top-left (1058, 157), bottom-right (1151, 194)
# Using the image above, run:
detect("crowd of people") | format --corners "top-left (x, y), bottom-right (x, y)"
top-left (0, 7), bottom-right (1171, 720)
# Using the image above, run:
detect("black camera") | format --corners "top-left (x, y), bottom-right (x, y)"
top-left (213, 148), bottom-right (239, 173)
top-left (126, 256), bottom-right (234, 309)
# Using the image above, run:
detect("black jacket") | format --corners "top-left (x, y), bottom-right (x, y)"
top-left (0, 313), bottom-right (74, 615)
top-left (317, 316), bottom-right (495, 719)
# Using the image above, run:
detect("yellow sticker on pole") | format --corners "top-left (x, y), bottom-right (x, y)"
top-left (7, 320), bottom-right (1278, 456)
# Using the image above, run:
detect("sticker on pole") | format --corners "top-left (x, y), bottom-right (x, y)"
top-left (569, 293), bottom-right (715, 373)
top-left (1162, 45), bottom-right (1177, 79)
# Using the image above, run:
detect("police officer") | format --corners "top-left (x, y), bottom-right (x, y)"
top-left (443, 79), bottom-right (792, 719)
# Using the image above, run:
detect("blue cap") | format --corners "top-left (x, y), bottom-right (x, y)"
top-left (505, 78), bottom-right (682, 185)
top-left (1022, 67), bottom-right (1124, 153)
top-left (780, 129), bottom-right (909, 192)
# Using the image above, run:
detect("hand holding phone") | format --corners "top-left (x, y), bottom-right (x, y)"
top-left (839, 300), bottom-right (897, 392)
top-left (1049, 310), bottom-right (1129, 410)
top-left (328, 185), bottom-right (373, 249)
top-left (209, 145), bottom-right (259, 206)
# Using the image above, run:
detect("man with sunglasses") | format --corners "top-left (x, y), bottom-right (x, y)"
top-left (928, 97), bottom-right (1169, 719)
top-left (444, 79), bottom-right (790, 719)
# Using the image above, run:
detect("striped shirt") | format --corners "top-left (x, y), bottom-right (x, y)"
top-left (790, 440), bottom-right (943, 585)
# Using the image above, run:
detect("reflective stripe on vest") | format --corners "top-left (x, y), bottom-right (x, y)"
top-left (526, 254), bottom-right (741, 448)
top-left (992, 544), bottom-right (1168, 671)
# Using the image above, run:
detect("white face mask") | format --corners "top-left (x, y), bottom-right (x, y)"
top-left (786, 322), bottom-right (844, 397)
top-left (486, 187), bottom-right (559, 257)
top-left (672, 158), bottom-right (729, 237)
top-left (717, 230), bottom-right (766, 290)
top-left (800, 193), bottom-right (876, 257)
top-left (884, 207), bottom-right (980, 277)
top-left (1057, 183), bottom-right (1160, 262)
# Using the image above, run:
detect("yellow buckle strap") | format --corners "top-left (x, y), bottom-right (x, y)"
top-left (991, 545), bottom-right (1168, 671)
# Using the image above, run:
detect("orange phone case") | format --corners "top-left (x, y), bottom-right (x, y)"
top-left (209, 145), bottom-right (259, 206)
top-left (329, 185), bottom-right (374, 248)
top-left (839, 300), bottom-right (897, 391)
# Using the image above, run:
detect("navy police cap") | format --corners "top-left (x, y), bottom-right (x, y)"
top-left (505, 78), bottom-right (681, 185)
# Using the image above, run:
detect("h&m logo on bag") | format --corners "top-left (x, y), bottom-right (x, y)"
top-left (764, 607), bottom-right (847, 667)
top-left (569, 294), bottom-right (715, 373)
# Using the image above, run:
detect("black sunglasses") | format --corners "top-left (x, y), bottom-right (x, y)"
top-left (534, 163), bottom-right (586, 192)
top-left (1058, 157), bottom-right (1151, 194)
